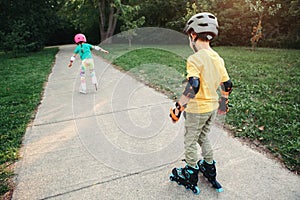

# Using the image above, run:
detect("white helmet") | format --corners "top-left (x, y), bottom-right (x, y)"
top-left (184, 12), bottom-right (219, 38)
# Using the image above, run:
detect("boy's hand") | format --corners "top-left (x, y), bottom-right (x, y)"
top-left (169, 102), bottom-right (184, 123)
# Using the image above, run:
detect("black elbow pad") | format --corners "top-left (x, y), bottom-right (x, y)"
top-left (183, 77), bottom-right (200, 98)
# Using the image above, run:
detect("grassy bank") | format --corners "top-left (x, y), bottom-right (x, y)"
top-left (0, 48), bottom-right (58, 197)
top-left (219, 47), bottom-right (299, 172)
top-left (99, 45), bottom-right (300, 173)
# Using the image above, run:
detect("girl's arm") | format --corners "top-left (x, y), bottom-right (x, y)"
top-left (94, 46), bottom-right (109, 54)
top-left (68, 54), bottom-right (77, 68)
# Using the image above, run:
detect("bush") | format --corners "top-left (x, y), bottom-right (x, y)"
top-left (2, 20), bottom-right (44, 56)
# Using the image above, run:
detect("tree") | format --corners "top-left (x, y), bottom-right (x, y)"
top-left (61, 0), bottom-right (129, 43)
top-left (137, 0), bottom-right (187, 30)
top-left (184, 1), bottom-right (216, 24)
top-left (271, 0), bottom-right (300, 48)
top-left (244, 0), bottom-right (282, 49)
top-left (245, 0), bottom-right (282, 20)
top-left (97, 0), bottom-right (120, 43)
top-left (215, 0), bottom-right (253, 46)
top-left (118, 4), bottom-right (145, 47)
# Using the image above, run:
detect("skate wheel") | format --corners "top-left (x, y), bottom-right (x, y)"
top-left (216, 188), bottom-right (224, 193)
top-left (176, 181), bottom-right (182, 186)
top-left (169, 174), bottom-right (175, 181)
top-left (192, 186), bottom-right (200, 195)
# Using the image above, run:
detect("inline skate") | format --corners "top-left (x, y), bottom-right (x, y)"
top-left (197, 160), bottom-right (223, 192)
top-left (170, 164), bottom-right (200, 195)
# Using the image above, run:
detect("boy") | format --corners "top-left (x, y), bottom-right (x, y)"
top-left (68, 33), bottom-right (109, 94)
top-left (169, 12), bottom-right (232, 194)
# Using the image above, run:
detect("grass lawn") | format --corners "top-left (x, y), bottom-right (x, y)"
top-left (0, 48), bottom-right (58, 197)
top-left (99, 44), bottom-right (300, 173)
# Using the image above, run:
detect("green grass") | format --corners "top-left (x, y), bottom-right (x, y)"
top-left (219, 47), bottom-right (300, 172)
top-left (99, 44), bottom-right (300, 173)
top-left (0, 48), bottom-right (58, 196)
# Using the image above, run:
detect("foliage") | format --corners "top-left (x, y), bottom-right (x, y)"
top-left (0, 48), bottom-right (58, 196)
top-left (139, 0), bottom-right (299, 49)
top-left (261, 0), bottom-right (300, 49)
top-left (244, 0), bottom-right (282, 19)
top-left (1, 20), bottom-right (43, 56)
top-left (215, 1), bottom-right (254, 46)
top-left (0, 165), bottom-right (13, 196)
top-left (1, 0), bottom-right (299, 49)
top-left (121, 0), bottom-right (187, 32)
top-left (60, 0), bottom-right (140, 43)
top-left (59, 0), bottom-right (101, 43)
top-left (102, 44), bottom-right (300, 173)
top-left (118, 3), bottom-right (145, 47)
top-left (165, 1), bottom-right (214, 31)
top-left (0, 0), bottom-right (64, 53)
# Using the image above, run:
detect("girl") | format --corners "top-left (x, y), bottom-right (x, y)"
top-left (68, 33), bottom-right (109, 94)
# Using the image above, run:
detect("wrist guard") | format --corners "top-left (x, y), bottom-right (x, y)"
top-left (169, 102), bottom-right (185, 123)
top-left (70, 56), bottom-right (75, 62)
top-left (218, 97), bottom-right (229, 115)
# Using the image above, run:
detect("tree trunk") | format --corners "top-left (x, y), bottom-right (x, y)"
top-left (98, 0), bottom-right (119, 43)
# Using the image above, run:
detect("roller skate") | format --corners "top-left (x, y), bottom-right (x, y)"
top-left (169, 164), bottom-right (200, 195)
top-left (79, 76), bottom-right (87, 94)
top-left (91, 71), bottom-right (98, 91)
top-left (197, 160), bottom-right (223, 192)
top-left (79, 89), bottom-right (87, 94)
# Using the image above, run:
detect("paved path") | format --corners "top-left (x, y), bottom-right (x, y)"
top-left (12, 45), bottom-right (299, 200)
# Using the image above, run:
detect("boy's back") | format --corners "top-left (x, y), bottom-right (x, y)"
top-left (186, 49), bottom-right (229, 113)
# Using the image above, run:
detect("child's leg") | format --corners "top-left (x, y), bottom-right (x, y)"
top-left (196, 111), bottom-right (223, 193)
top-left (86, 59), bottom-right (98, 89)
top-left (197, 110), bottom-right (217, 163)
top-left (184, 112), bottom-right (209, 167)
top-left (80, 61), bottom-right (87, 93)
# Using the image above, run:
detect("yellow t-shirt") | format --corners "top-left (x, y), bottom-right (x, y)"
top-left (185, 49), bottom-right (230, 114)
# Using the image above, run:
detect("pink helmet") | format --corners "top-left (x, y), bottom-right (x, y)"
top-left (74, 33), bottom-right (87, 43)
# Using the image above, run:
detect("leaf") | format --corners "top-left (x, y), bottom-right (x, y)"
top-left (258, 126), bottom-right (264, 131)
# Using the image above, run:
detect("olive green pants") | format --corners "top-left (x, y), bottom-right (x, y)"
top-left (184, 110), bottom-right (217, 167)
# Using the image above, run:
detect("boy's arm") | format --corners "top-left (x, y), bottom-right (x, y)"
top-left (170, 58), bottom-right (200, 122)
top-left (169, 77), bottom-right (200, 122)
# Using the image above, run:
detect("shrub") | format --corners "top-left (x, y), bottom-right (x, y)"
top-left (2, 20), bottom-right (44, 56)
